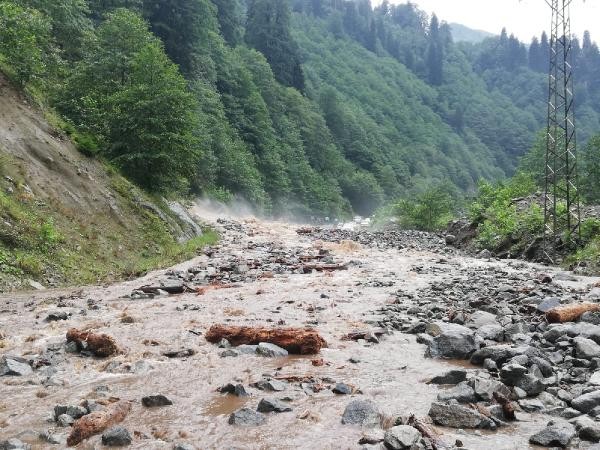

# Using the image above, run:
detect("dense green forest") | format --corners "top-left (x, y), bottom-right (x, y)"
top-left (0, 0), bottom-right (599, 219)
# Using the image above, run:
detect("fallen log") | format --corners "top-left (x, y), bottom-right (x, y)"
top-left (493, 392), bottom-right (516, 421)
top-left (546, 302), bottom-right (600, 323)
top-left (205, 325), bottom-right (327, 354)
top-left (66, 328), bottom-right (119, 357)
top-left (407, 414), bottom-right (449, 450)
top-left (139, 283), bottom-right (186, 295)
top-left (67, 400), bottom-right (131, 446)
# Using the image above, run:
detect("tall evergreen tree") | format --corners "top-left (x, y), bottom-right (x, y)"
top-left (245, 0), bottom-right (305, 91)
top-left (212, 0), bottom-right (243, 46)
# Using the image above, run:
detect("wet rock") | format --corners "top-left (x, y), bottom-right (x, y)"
top-left (0, 356), bottom-right (32, 376)
top-left (428, 402), bottom-right (495, 429)
top-left (470, 345), bottom-right (520, 365)
top-left (499, 363), bottom-right (528, 385)
top-left (475, 323), bottom-right (503, 341)
top-left (574, 337), bottom-right (600, 359)
top-left (590, 372), bottom-right (600, 386)
top-left (572, 390), bottom-right (600, 413)
top-left (162, 348), bottom-right (195, 358)
top-left (437, 382), bottom-right (477, 403)
top-left (383, 425), bottom-right (421, 450)
top-left (54, 405), bottom-right (88, 420)
top-left (101, 426), bottom-right (132, 446)
top-left (429, 369), bottom-right (467, 385)
top-left (173, 445), bottom-right (195, 450)
top-left (426, 323), bottom-right (478, 359)
top-left (0, 439), bottom-right (31, 450)
top-left (253, 379), bottom-right (287, 392)
top-left (236, 344), bottom-right (259, 355)
top-left (257, 398), bottom-right (292, 413)
top-left (45, 311), bottom-right (68, 322)
top-left (219, 349), bottom-right (239, 358)
top-left (519, 398), bottom-right (545, 412)
top-left (332, 383), bottom-right (353, 395)
top-left (256, 342), bottom-right (289, 357)
top-left (572, 415), bottom-right (600, 442)
top-left (358, 430), bottom-right (385, 445)
top-left (341, 400), bottom-right (381, 427)
top-left (217, 338), bottom-right (231, 348)
top-left (57, 414), bottom-right (75, 427)
top-left (219, 383), bottom-right (248, 397)
top-left (142, 394), bottom-right (173, 407)
top-left (228, 408), bottom-right (266, 426)
top-left (470, 377), bottom-right (511, 402)
top-left (529, 420), bottom-right (576, 447)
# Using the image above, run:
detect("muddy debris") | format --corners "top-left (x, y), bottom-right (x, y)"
top-left (66, 328), bottom-right (119, 357)
top-left (205, 325), bottom-right (326, 354)
top-left (67, 400), bottom-right (132, 446)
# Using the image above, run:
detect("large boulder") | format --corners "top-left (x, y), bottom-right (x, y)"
top-left (572, 391), bottom-right (600, 413)
top-left (428, 402), bottom-right (495, 429)
top-left (0, 356), bottom-right (32, 377)
top-left (529, 420), bottom-right (576, 448)
top-left (574, 337), bottom-right (600, 359)
top-left (426, 323), bottom-right (478, 359)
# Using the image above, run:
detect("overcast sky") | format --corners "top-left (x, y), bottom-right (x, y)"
top-left (373, 0), bottom-right (599, 42)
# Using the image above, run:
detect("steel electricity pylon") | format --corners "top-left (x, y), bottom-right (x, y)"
top-left (542, 0), bottom-right (582, 263)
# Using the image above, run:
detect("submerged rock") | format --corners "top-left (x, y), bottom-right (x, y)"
top-left (341, 400), bottom-right (381, 427)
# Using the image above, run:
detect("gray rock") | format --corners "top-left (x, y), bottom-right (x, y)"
top-left (54, 405), bottom-right (88, 420)
top-left (470, 377), bottom-right (511, 402)
top-left (383, 425), bottom-right (421, 449)
top-left (470, 345), bottom-right (520, 365)
top-left (426, 323), bottom-right (478, 359)
top-left (39, 430), bottom-right (67, 445)
top-left (236, 344), bottom-right (259, 355)
top-left (56, 414), bottom-right (74, 427)
top-left (475, 323), bottom-right (503, 341)
top-left (437, 382), bottom-right (477, 403)
top-left (45, 311), bottom-right (68, 322)
top-left (173, 445), bottom-right (195, 450)
top-left (499, 363), bottom-right (528, 385)
top-left (257, 398), bottom-right (292, 413)
top-left (519, 399), bottom-right (546, 412)
top-left (142, 394), bottom-right (173, 407)
top-left (228, 408), bottom-right (266, 426)
top-left (529, 420), bottom-right (576, 447)
top-left (575, 337), bottom-right (600, 359)
top-left (332, 383), bottom-right (353, 395)
top-left (537, 297), bottom-right (562, 313)
top-left (429, 369), bottom-right (467, 385)
top-left (466, 311), bottom-right (497, 329)
top-left (219, 383), bottom-right (248, 397)
top-left (0, 439), bottom-right (31, 450)
top-left (428, 402), bottom-right (495, 429)
top-left (101, 426), bottom-right (132, 446)
top-left (0, 356), bottom-right (32, 377)
top-left (341, 400), bottom-right (381, 427)
top-left (572, 390), bottom-right (600, 413)
top-left (572, 415), bottom-right (600, 442)
top-left (358, 430), bottom-right (385, 445)
top-left (173, 445), bottom-right (196, 450)
top-left (256, 343), bottom-right (288, 357)
top-left (581, 311), bottom-right (600, 325)
top-left (253, 379), bottom-right (287, 392)
top-left (590, 372), bottom-right (600, 386)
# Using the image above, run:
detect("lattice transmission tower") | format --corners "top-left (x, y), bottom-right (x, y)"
top-left (543, 0), bottom-right (582, 262)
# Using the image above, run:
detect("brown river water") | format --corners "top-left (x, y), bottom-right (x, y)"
top-left (1, 213), bottom-right (596, 449)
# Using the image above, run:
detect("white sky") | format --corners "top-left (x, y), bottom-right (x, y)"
top-left (373, 0), bottom-right (599, 42)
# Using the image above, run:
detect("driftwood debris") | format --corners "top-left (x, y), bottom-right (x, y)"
top-left (67, 401), bottom-right (131, 446)
top-left (66, 328), bottom-right (119, 357)
top-left (407, 414), bottom-right (449, 450)
top-left (546, 303), bottom-right (600, 323)
top-left (139, 284), bottom-right (186, 295)
top-left (493, 392), bottom-right (516, 421)
top-left (205, 325), bottom-right (326, 354)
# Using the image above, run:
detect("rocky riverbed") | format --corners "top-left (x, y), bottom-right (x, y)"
top-left (1, 214), bottom-right (600, 449)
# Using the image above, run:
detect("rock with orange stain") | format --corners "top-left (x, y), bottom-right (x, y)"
top-left (67, 401), bottom-right (131, 446)
top-left (205, 325), bottom-right (326, 355)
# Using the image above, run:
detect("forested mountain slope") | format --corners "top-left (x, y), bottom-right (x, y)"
top-left (0, 0), bottom-right (599, 221)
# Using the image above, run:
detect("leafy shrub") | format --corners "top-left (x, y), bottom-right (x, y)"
top-left (394, 184), bottom-right (457, 231)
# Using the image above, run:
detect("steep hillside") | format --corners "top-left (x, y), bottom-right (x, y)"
top-left (449, 23), bottom-right (494, 43)
top-left (0, 72), bottom-right (214, 291)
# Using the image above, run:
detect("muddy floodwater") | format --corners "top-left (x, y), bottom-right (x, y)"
top-left (1, 214), bottom-right (598, 449)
